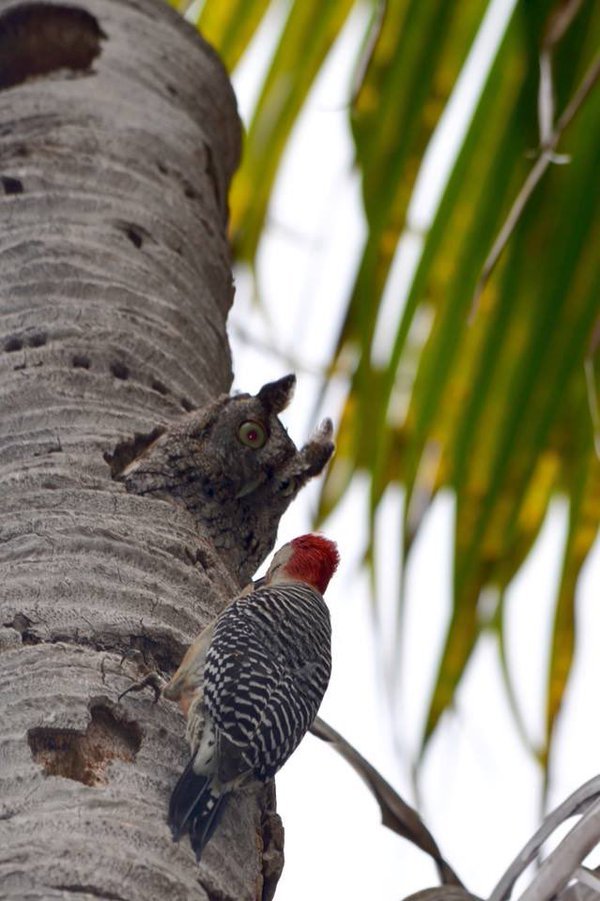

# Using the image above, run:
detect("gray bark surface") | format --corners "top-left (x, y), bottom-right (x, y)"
top-left (0, 0), bottom-right (285, 897)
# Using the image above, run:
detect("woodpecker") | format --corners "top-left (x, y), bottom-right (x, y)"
top-left (163, 533), bottom-right (340, 860)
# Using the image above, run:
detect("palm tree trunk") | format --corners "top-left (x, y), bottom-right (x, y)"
top-left (0, 0), bottom-right (283, 897)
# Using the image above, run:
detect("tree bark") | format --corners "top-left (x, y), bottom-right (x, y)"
top-left (0, 0), bottom-right (284, 897)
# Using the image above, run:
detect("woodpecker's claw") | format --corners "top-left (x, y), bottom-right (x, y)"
top-left (118, 671), bottom-right (166, 703)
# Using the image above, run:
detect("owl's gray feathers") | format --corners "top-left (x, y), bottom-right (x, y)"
top-left (109, 375), bottom-right (334, 583)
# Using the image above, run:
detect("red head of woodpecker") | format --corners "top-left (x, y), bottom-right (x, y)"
top-left (255, 532), bottom-right (339, 593)
top-left (163, 533), bottom-right (339, 860)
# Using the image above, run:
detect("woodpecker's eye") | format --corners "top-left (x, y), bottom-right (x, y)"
top-left (238, 421), bottom-right (267, 448)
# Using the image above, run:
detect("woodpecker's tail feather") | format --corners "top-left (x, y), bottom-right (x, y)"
top-left (168, 759), bottom-right (229, 860)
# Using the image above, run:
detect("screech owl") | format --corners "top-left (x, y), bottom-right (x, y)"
top-left (106, 375), bottom-right (334, 583)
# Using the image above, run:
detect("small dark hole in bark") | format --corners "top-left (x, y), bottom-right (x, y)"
top-left (124, 225), bottom-right (143, 249)
top-left (157, 161), bottom-right (168, 175)
top-left (1, 175), bottom-right (23, 194)
top-left (72, 353), bottom-right (90, 368)
top-left (184, 183), bottom-right (196, 199)
top-left (10, 612), bottom-right (33, 634)
top-left (150, 379), bottom-right (168, 395)
top-left (21, 630), bottom-right (41, 644)
top-left (27, 330), bottom-right (47, 347)
top-left (0, 3), bottom-right (106, 91)
top-left (114, 220), bottom-right (149, 249)
top-left (28, 702), bottom-right (142, 786)
top-left (104, 425), bottom-right (166, 478)
top-left (110, 361), bottom-right (129, 380)
top-left (16, 145), bottom-right (29, 157)
top-left (4, 335), bottom-right (23, 352)
top-left (166, 84), bottom-right (177, 96)
top-left (181, 397), bottom-right (195, 412)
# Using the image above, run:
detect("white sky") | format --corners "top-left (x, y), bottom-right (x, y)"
top-left (226, 2), bottom-right (600, 899)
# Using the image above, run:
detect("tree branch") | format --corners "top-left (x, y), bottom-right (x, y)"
top-left (310, 716), bottom-right (463, 887)
top-left (489, 775), bottom-right (600, 901)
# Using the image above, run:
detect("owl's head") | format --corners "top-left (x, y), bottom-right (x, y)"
top-left (194, 373), bottom-right (300, 500)
top-left (109, 375), bottom-right (334, 582)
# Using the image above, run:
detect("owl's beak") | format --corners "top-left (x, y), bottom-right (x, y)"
top-left (235, 476), bottom-right (263, 499)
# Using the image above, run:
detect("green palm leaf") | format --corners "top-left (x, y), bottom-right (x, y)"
top-left (194, 0), bottom-right (600, 775)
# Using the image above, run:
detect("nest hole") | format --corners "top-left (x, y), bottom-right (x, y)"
top-left (0, 3), bottom-right (106, 91)
top-left (28, 702), bottom-right (142, 786)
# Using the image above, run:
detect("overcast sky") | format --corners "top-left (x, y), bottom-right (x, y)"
top-left (223, 2), bottom-right (600, 898)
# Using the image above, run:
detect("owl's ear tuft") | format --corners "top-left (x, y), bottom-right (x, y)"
top-left (257, 374), bottom-right (296, 414)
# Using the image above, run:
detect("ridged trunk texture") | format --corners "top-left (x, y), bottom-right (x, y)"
top-left (0, 0), bottom-right (283, 898)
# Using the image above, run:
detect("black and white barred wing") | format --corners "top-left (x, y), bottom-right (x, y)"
top-left (203, 583), bottom-right (332, 783)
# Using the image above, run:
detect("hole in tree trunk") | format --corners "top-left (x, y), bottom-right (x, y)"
top-left (4, 335), bottom-right (23, 352)
top-left (110, 360), bottom-right (129, 380)
top-left (104, 425), bottom-right (166, 478)
top-left (28, 701), bottom-right (142, 786)
top-left (1, 175), bottom-right (23, 194)
top-left (150, 378), bottom-right (169, 395)
top-left (0, 3), bottom-right (106, 91)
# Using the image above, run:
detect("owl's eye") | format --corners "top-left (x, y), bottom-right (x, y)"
top-left (238, 420), bottom-right (267, 448)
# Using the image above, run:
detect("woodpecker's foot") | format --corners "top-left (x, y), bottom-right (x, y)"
top-left (118, 671), bottom-right (166, 703)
